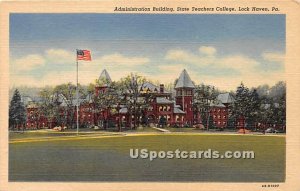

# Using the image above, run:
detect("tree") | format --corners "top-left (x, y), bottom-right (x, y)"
top-left (193, 83), bottom-right (219, 130)
top-left (158, 116), bottom-right (167, 128)
top-left (118, 73), bottom-right (147, 129)
top-left (208, 115), bottom-right (215, 129)
top-left (39, 87), bottom-right (56, 129)
top-left (254, 81), bottom-right (286, 131)
top-left (234, 83), bottom-right (250, 116)
top-left (93, 81), bottom-right (119, 130)
top-left (269, 81), bottom-right (286, 101)
top-left (247, 89), bottom-right (261, 130)
top-left (227, 115), bottom-right (236, 129)
top-left (53, 83), bottom-right (78, 128)
top-left (9, 89), bottom-right (26, 130)
top-left (232, 82), bottom-right (252, 132)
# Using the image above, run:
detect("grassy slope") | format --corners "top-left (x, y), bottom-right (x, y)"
top-left (9, 134), bottom-right (285, 182)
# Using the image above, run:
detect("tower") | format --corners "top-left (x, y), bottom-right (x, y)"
top-left (175, 69), bottom-right (195, 125)
top-left (95, 69), bottom-right (112, 95)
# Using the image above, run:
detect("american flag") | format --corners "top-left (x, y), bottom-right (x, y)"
top-left (77, 49), bottom-right (91, 61)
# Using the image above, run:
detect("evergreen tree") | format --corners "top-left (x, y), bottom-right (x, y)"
top-left (247, 89), bottom-right (261, 129)
top-left (233, 83), bottom-right (251, 129)
top-left (208, 115), bottom-right (215, 129)
top-left (200, 112), bottom-right (207, 127)
top-left (9, 89), bottom-right (26, 130)
top-left (227, 115), bottom-right (236, 129)
top-left (234, 83), bottom-right (248, 115)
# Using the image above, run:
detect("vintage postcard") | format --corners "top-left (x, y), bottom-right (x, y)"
top-left (0, 0), bottom-right (299, 191)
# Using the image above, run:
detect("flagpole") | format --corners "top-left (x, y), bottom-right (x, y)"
top-left (76, 50), bottom-right (79, 136)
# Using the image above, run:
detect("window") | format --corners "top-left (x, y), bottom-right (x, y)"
top-left (159, 106), bottom-right (162, 111)
top-left (177, 90), bottom-right (182, 96)
top-left (167, 115), bottom-right (170, 121)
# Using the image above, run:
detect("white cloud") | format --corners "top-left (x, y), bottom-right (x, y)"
top-left (199, 46), bottom-right (216, 56)
top-left (165, 49), bottom-right (214, 66)
top-left (218, 55), bottom-right (260, 72)
top-left (163, 46), bottom-right (285, 90)
top-left (12, 54), bottom-right (45, 71)
top-left (165, 46), bottom-right (259, 72)
top-left (45, 49), bottom-right (74, 64)
top-left (94, 53), bottom-right (149, 66)
top-left (158, 64), bottom-right (186, 74)
top-left (10, 47), bottom-right (285, 91)
top-left (10, 70), bottom-right (97, 87)
top-left (200, 71), bottom-right (285, 91)
top-left (262, 52), bottom-right (285, 63)
top-left (165, 49), bottom-right (192, 61)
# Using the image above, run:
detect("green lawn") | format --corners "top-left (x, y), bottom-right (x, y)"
top-left (9, 127), bottom-right (159, 140)
top-left (9, 134), bottom-right (285, 182)
top-left (166, 127), bottom-right (204, 132)
top-left (9, 131), bottom-right (105, 139)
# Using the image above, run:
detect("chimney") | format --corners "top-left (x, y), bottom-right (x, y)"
top-left (160, 84), bottom-right (164, 93)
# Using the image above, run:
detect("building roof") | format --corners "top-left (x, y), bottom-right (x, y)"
top-left (27, 103), bottom-right (38, 109)
top-left (21, 96), bottom-right (33, 106)
top-left (156, 97), bottom-right (173, 104)
top-left (58, 94), bottom-right (69, 106)
top-left (175, 69), bottom-right (195, 89)
top-left (217, 93), bottom-right (235, 104)
top-left (119, 107), bottom-right (128, 114)
top-left (210, 102), bottom-right (226, 108)
top-left (85, 93), bottom-right (94, 103)
top-left (98, 69), bottom-right (112, 86)
top-left (174, 107), bottom-right (185, 114)
top-left (140, 82), bottom-right (170, 93)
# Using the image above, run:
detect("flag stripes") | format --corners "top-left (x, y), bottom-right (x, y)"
top-left (77, 49), bottom-right (91, 61)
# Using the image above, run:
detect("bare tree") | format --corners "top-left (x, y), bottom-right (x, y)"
top-left (118, 73), bottom-right (147, 129)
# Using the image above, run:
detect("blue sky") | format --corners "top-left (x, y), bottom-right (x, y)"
top-left (10, 14), bottom-right (285, 90)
